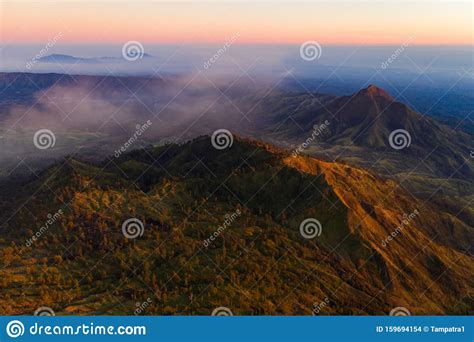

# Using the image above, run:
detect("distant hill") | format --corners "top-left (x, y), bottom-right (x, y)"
top-left (0, 137), bottom-right (472, 315)
top-left (0, 72), bottom-right (471, 215)
top-left (38, 53), bottom-right (154, 64)
top-left (0, 72), bottom-right (167, 102)
top-left (222, 84), bottom-right (473, 181)
top-left (304, 85), bottom-right (471, 172)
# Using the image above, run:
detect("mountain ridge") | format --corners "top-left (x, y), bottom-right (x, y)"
top-left (0, 137), bottom-right (472, 315)
top-left (38, 53), bottom-right (154, 64)
top-left (355, 84), bottom-right (394, 102)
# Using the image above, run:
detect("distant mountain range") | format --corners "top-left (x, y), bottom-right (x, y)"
top-left (38, 53), bottom-right (154, 64)
top-left (0, 73), bottom-right (471, 194)
top-left (1, 71), bottom-right (472, 133)
top-left (254, 84), bottom-right (473, 178)
top-left (0, 72), bottom-right (166, 102)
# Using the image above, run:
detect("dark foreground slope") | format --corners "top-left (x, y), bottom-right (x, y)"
top-left (0, 137), bottom-right (472, 315)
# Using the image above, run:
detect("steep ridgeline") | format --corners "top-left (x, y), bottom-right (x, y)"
top-left (263, 85), bottom-right (473, 179)
top-left (0, 137), bottom-right (472, 315)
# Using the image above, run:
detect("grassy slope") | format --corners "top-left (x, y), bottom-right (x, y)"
top-left (0, 137), bottom-right (472, 315)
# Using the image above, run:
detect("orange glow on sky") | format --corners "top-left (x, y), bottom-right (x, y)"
top-left (1, 1), bottom-right (472, 45)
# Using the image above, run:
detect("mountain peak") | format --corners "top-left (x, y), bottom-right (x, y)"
top-left (356, 84), bottom-right (393, 101)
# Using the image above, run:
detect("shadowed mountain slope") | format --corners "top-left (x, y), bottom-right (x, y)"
top-left (0, 137), bottom-right (472, 315)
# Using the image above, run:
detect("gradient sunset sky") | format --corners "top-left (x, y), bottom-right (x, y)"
top-left (1, 1), bottom-right (472, 45)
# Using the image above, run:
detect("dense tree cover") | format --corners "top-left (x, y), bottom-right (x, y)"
top-left (0, 137), bottom-right (472, 315)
